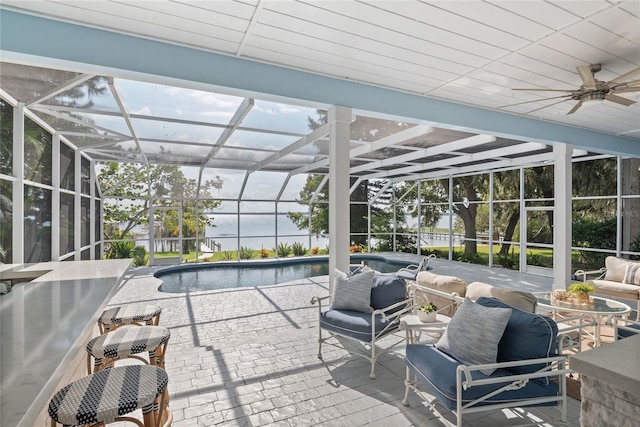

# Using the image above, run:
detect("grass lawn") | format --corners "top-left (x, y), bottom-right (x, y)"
top-left (156, 244), bottom-right (600, 272)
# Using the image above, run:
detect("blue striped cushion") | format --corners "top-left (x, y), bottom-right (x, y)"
top-left (436, 298), bottom-right (512, 375)
top-left (623, 263), bottom-right (640, 285)
top-left (330, 269), bottom-right (374, 313)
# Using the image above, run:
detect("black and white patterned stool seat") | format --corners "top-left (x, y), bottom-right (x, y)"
top-left (48, 365), bottom-right (168, 426)
top-left (99, 304), bottom-right (162, 333)
top-left (87, 325), bottom-right (170, 360)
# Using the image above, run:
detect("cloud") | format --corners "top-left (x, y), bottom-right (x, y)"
top-left (253, 102), bottom-right (303, 116)
top-left (131, 106), bottom-right (152, 115)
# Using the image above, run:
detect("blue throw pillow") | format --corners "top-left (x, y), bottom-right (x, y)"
top-left (436, 298), bottom-right (512, 375)
top-left (370, 274), bottom-right (407, 310)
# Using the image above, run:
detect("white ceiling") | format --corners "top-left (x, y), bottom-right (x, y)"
top-left (3, 0), bottom-right (639, 140)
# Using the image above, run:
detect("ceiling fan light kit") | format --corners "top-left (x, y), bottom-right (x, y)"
top-left (580, 92), bottom-right (605, 108)
top-left (500, 64), bottom-right (640, 115)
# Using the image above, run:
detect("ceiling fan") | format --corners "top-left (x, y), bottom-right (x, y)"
top-left (500, 64), bottom-right (640, 115)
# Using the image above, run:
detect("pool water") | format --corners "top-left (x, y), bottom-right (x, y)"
top-left (156, 256), bottom-right (406, 293)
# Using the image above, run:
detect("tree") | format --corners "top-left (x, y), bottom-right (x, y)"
top-left (287, 174), bottom-right (328, 238)
top-left (290, 111), bottom-right (414, 246)
top-left (441, 175), bottom-right (486, 259)
top-left (99, 163), bottom-right (223, 256)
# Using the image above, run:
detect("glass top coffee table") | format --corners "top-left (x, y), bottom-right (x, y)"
top-left (533, 292), bottom-right (631, 346)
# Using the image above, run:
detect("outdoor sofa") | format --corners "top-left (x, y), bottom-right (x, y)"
top-left (402, 296), bottom-right (569, 427)
top-left (575, 256), bottom-right (640, 313)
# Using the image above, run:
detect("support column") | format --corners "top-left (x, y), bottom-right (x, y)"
top-left (553, 143), bottom-right (572, 290)
top-left (51, 133), bottom-right (60, 260)
top-left (328, 106), bottom-right (351, 292)
top-left (74, 151), bottom-right (82, 260)
top-left (12, 103), bottom-right (25, 263)
top-left (89, 159), bottom-right (96, 260)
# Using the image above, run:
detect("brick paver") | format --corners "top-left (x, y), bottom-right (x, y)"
top-left (105, 257), bottom-right (581, 426)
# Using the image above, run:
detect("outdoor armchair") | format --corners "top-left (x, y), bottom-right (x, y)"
top-left (396, 254), bottom-right (436, 281)
top-left (310, 273), bottom-right (412, 379)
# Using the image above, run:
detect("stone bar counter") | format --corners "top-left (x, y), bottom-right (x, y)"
top-left (0, 259), bottom-right (133, 427)
top-left (570, 333), bottom-right (640, 427)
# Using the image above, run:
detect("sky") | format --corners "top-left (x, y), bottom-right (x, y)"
top-left (78, 77), bottom-right (326, 204)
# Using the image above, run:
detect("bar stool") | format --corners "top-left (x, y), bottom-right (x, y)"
top-left (86, 325), bottom-right (171, 373)
top-left (98, 304), bottom-right (162, 334)
top-left (49, 365), bottom-right (172, 427)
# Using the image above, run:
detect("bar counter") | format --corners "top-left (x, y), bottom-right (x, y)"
top-left (570, 334), bottom-right (640, 426)
top-left (0, 259), bottom-right (133, 427)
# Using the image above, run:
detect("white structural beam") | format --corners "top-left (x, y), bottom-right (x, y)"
top-left (202, 97), bottom-right (253, 168)
top-left (309, 175), bottom-right (329, 204)
top-left (79, 139), bottom-right (135, 151)
top-left (51, 133), bottom-right (60, 260)
top-left (27, 73), bottom-right (95, 106)
top-left (350, 177), bottom-right (362, 195)
top-left (350, 133), bottom-right (495, 174)
top-left (328, 106), bottom-right (352, 291)
top-left (108, 78), bottom-right (149, 166)
top-left (349, 125), bottom-right (434, 157)
top-left (32, 106), bottom-right (131, 139)
top-left (250, 122), bottom-right (330, 172)
top-left (553, 144), bottom-right (572, 290)
top-left (397, 152), bottom-right (555, 183)
top-left (74, 150), bottom-right (82, 260)
top-left (12, 103), bottom-right (25, 263)
top-left (366, 142), bottom-right (547, 180)
top-left (290, 125), bottom-right (434, 176)
top-left (369, 181), bottom-right (393, 205)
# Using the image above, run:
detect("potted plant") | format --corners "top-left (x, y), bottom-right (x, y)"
top-left (417, 302), bottom-right (438, 322)
top-left (567, 282), bottom-right (595, 305)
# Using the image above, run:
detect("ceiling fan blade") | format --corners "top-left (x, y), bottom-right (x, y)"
top-left (610, 79), bottom-right (640, 93)
top-left (612, 86), bottom-right (640, 93)
top-left (577, 65), bottom-right (598, 89)
top-left (605, 94), bottom-right (636, 106)
top-left (512, 88), bottom-right (574, 92)
top-left (525, 98), bottom-right (572, 115)
top-left (610, 66), bottom-right (640, 84)
top-left (622, 79), bottom-right (640, 87)
top-left (567, 101), bottom-right (583, 115)
top-left (499, 94), bottom-right (572, 109)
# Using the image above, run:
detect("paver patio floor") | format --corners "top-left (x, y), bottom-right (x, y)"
top-left (107, 255), bottom-right (581, 426)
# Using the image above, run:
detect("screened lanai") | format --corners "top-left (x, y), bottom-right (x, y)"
top-left (1, 2), bottom-right (639, 288)
top-left (2, 4), bottom-right (640, 427)
top-left (2, 60), bottom-right (639, 286)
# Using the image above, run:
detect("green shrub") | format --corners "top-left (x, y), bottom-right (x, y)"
top-left (572, 218), bottom-right (616, 268)
top-left (132, 245), bottom-right (147, 266)
top-left (239, 246), bottom-right (254, 259)
top-left (221, 251), bottom-right (234, 261)
top-left (274, 242), bottom-right (291, 257)
top-left (453, 249), bottom-right (482, 264)
top-left (496, 248), bottom-right (518, 269)
top-left (631, 233), bottom-right (640, 261)
top-left (291, 242), bottom-right (307, 256)
top-left (526, 251), bottom-right (544, 267)
top-left (106, 240), bottom-right (135, 259)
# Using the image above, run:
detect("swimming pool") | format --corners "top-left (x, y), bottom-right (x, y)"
top-left (156, 255), bottom-right (407, 293)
